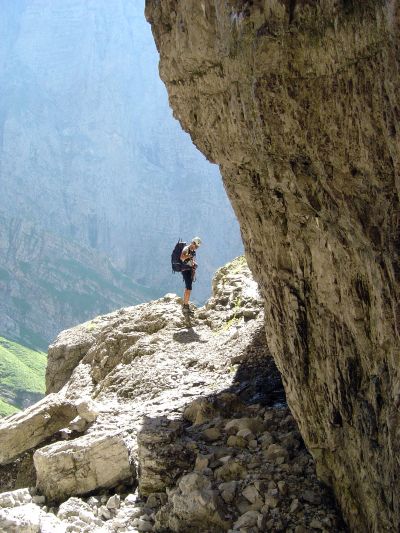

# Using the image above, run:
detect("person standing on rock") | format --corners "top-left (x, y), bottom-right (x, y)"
top-left (180, 237), bottom-right (202, 315)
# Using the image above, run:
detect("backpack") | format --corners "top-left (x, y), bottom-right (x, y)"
top-left (171, 240), bottom-right (186, 272)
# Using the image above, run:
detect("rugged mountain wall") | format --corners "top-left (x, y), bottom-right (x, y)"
top-left (0, 0), bottom-right (242, 301)
top-left (145, 1), bottom-right (400, 531)
top-left (0, 212), bottom-right (157, 349)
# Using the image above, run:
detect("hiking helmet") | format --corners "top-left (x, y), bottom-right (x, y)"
top-left (192, 237), bottom-right (202, 246)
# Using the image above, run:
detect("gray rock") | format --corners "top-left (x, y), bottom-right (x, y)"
top-left (0, 503), bottom-right (41, 533)
top-left (106, 494), bottom-right (121, 510)
top-left (219, 481), bottom-right (238, 504)
top-left (0, 488), bottom-right (32, 508)
top-left (57, 498), bottom-right (93, 520)
top-left (233, 510), bottom-right (261, 529)
top-left (34, 432), bottom-right (132, 501)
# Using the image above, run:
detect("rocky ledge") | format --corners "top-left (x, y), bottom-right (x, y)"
top-left (0, 257), bottom-right (344, 532)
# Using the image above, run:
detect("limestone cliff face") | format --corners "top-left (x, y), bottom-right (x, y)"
top-left (145, 1), bottom-right (400, 531)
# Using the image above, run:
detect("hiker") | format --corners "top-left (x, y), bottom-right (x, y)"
top-left (180, 237), bottom-right (202, 315)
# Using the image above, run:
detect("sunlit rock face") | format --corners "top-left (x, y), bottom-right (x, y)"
top-left (145, 1), bottom-right (400, 531)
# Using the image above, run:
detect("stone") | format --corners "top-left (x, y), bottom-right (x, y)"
top-left (31, 495), bottom-right (46, 505)
top-left (290, 499), bottom-right (301, 514)
top-left (183, 398), bottom-right (217, 426)
top-left (57, 497), bottom-right (93, 520)
top-left (277, 481), bottom-right (288, 496)
top-left (227, 435), bottom-right (246, 448)
top-left (0, 502), bottom-right (41, 533)
top-left (302, 490), bottom-right (321, 505)
top-left (194, 454), bottom-right (211, 472)
top-left (260, 432), bottom-right (274, 449)
top-left (106, 494), bottom-right (121, 510)
top-left (310, 518), bottom-right (324, 529)
top-left (215, 460), bottom-right (247, 482)
top-left (0, 488), bottom-right (32, 508)
top-left (86, 496), bottom-right (100, 507)
top-left (237, 429), bottom-right (253, 439)
top-left (264, 444), bottom-right (289, 463)
top-left (39, 512), bottom-right (67, 533)
top-left (202, 427), bottom-right (221, 442)
top-left (98, 505), bottom-right (111, 520)
top-left (257, 512), bottom-right (269, 531)
top-left (0, 395), bottom-right (79, 464)
top-left (138, 422), bottom-right (195, 495)
top-left (68, 416), bottom-right (88, 433)
top-left (146, 492), bottom-right (167, 509)
top-left (137, 518), bottom-right (154, 532)
top-left (233, 510), bottom-right (260, 529)
top-left (242, 485), bottom-right (261, 505)
top-left (155, 472), bottom-right (230, 531)
top-left (124, 493), bottom-right (139, 505)
top-left (265, 491), bottom-right (280, 509)
top-left (219, 481), bottom-right (238, 504)
top-left (34, 432), bottom-right (132, 501)
top-left (225, 418), bottom-right (264, 436)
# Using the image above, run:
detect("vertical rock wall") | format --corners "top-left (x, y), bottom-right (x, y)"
top-left (145, 1), bottom-right (400, 531)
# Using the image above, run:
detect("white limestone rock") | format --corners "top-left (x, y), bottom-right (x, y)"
top-left (0, 395), bottom-right (79, 465)
top-left (155, 472), bottom-right (230, 532)
top-left (0, 488), bottom-right (32, 508)
top-left (0, 503), bottom-right (40, 533)
top-left (34, 432), bottom-right (133, 501)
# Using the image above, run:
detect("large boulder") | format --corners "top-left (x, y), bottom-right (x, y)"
top-left (0, 395), bottom-right (79, 464)
top-left (155, 472), bottom-right (230, 532)
top-left (34, 431), bottom-right (134, 501)
top-left (145, 1), bottom-right (400, 530)
top-left (137, 417), bottom-right (194, 496)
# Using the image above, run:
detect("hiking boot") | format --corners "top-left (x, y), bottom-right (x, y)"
top-left (182, 304), bottom-right (194, 316)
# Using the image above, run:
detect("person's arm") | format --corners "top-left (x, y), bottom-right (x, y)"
top-left (180, 246), bottom-right (191, 262)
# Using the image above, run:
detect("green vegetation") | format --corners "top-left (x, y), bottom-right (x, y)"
top-left (0, 336), bottom-right (46, 414)
top-left (214, 295), bottom-right (243, 334)
top-left (0, 397), bottom-right (20, 417)
top-left (226, 255), bottom-right (247, 275)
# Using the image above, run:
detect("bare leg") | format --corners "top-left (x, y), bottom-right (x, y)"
top-left (183, 289), bottom-right (191, 305)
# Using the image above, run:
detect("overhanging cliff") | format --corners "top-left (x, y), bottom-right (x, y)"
top-left (145, 1), bottom-right (400, 531)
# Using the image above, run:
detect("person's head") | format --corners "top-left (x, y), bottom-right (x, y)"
top-left (191, 236), bottom-right (202, 249)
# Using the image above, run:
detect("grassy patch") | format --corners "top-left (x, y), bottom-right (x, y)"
top-left (0, 397), bottom-right (20, 417)
top-left (0, 337), bottom-right (46, 409)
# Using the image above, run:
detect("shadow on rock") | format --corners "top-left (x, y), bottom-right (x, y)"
top-left (172, 328), bottom-right (208, 344)
top-left (135, 327), bottom-right (347, 532)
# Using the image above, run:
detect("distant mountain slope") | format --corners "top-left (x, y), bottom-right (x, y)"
top-left (0, 0), bottom-right (243, 303)
top-left (0, 213), bottom-right (162, 350)
top-left (0, 336), bottom-right (46, 413)
top-left (0, 398), bottom-right (19, 417)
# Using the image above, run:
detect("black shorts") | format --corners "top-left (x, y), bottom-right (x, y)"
top-left (182, 269), bottom-right (193, 290)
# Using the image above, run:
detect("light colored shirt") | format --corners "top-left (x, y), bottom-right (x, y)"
top-left (181, 245), bottom-right (195, 267)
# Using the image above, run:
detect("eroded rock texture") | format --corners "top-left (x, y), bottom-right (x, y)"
top-left (0, 259), bottom-right (346, 531)
top-left (145, 1), bottom-right (400, 531)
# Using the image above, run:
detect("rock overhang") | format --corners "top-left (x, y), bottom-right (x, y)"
top-left (145, 1), bottom-right (400, 531)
